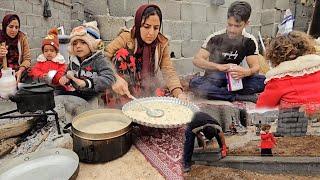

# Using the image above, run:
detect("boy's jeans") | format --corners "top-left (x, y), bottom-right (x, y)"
top-left (189, 72), bottom-right (265, 101)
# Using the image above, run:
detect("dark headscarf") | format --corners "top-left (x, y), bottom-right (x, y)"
top-left (0, 14), bottom-right (21, 69)
top-left (131, 4), bottom-right (162, 79)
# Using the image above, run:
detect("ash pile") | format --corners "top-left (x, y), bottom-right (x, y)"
top-left (0, 95), bottom-right (90, 163)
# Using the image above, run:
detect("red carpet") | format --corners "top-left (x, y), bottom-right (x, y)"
top-left (134, 127), bottom-right (185, 180)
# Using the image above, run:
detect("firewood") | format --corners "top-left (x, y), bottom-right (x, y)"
top-left (0, 137), bottom-right (19, 157)
top-left (0, 118), bottom-right (36, 140)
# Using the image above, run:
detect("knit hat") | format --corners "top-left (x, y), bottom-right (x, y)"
top-left (42, 28), bottom-right (59, 51)
top-left (69, 21), bottom-right (101, 54)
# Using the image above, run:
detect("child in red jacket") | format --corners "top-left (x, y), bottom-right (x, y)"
top-left (260, 124), bottom-right (276, 156)
top-left (256, 31), bottom-right (320, 109)
top-left (29, 28), bottom-right (66, 85)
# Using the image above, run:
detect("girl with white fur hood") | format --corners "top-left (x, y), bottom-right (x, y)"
top-left (256, 31), bottom-right (320, 110)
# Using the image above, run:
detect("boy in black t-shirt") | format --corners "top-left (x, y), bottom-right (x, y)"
top-left (190, 1), bottom-right (265, 103)
top-left (183, 112), bottom-right (227, 173)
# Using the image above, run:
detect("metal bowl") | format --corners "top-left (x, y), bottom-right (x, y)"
top-left (122, 97), bottom-right (200, 128)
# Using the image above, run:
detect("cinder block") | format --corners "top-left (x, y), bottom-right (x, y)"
top-left (261, 24), bottom-right (277, 38)
top-left (263, 0), bottom-right (276, 9)
top-left (214, 23), bottom-right (227, 32)
top-left (95, 15), bottom-right (126, 41)
top-left (32, 3), bottom-right (43, 16)
top-left (71, 20), bottom-right (82, 29)
top-left (42, 18), bottom-right (55, 30)
top-left (191, 0), bottom-right (210, 4)
top-left (169, 40), bottom-right (182, 58)
top-left (20, 25), bottom-right (34, 38)
top-left (274, 10), bottom-right (283, 23)
top-left (275, 0), bottom-right (289, 10)
top-left (33, 27), bottom-right (48, 39)
top-left (181, 3), bottom-right (207, 22)
top-left (52, 1), bottom-right (64, 10)
top-left (64, 0), bottom-right (72, 4)
top-left (125, 17), bottom-right (134, 29)
top-left (50, 8), bottom-right (60, 19)
top-left (26, 15), bottom-right (42, 27)
top-left (84, 0), bottom-right (108, 15)
top-left (206, 6), bottom-right (228, 23)
top-left (302, 127), bottom-right (307, 133)
top-left (250, 10), bottom-right (261, 26)
top-left (261, 9), bottom-right (276, 25)
top-left (72, 2), bottom-right (84, 13)
top-left (109, 0), bottom-right (148, 17)
top-left (192, 148), bottom-right (222, 162)
top-left (14, 0), bottom-right (33, 14)
top-left (162, 20), bottom-right (191, 40)
top-left (172, 57), bottom-right (202, 75)
top-left (192, 22), bottom-right (214, 40)
top-left (150, 0), bottom-right (181, 20)
top-left (284, 118), bottom-right (298, 123)
top-left (182, 40), bottom-right (202, 57)
top-left (220, 0), bottom-right (263, 10)
top-left (0, 1), bottom-right (15, 10)
top-left (28, 37), bottom-right (42, 49)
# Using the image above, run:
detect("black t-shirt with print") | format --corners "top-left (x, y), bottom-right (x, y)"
top-left (202, 30), bottom-right (258, 75)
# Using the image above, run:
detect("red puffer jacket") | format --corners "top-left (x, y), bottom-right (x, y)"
top-left (260, 132), bottom-right (276, 149)
top-left (256, 54), bottom-right (320, 109)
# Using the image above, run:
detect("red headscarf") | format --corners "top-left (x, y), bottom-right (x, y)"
top-left (131, 4), bottom-right (162, 79)
top-left (0, 14), bottom-right (21, 70)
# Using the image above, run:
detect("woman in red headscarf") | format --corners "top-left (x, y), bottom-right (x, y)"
top-left (105, 4), bottom-right (187, 107)
top-left (0, 14), bottom-right (31, 82)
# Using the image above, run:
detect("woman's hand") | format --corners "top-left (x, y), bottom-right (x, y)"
top-left (177, 92), bottom-right (189, 102)
top-left (0, 45), bottom-right (8, 58)
top-left (112, 74), bottom-right (131, 97)
top-left (15, 67), bottom-right (26, 83)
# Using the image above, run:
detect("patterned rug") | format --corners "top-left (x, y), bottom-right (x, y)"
top-left (134, 127), bottom-right (185, 180)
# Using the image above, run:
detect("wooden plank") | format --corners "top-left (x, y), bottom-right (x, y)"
top-left (0, 118), bottom-right (36, 140)
top-left (0, 137), bottom-right (19, 157)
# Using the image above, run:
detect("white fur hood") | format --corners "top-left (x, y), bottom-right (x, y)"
top-left (265, 54), bottom-right (320, 82)
top-left (36, 53), bottom-right (65, 64)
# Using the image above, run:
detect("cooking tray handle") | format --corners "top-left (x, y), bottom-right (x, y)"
top-left (63, 123), bottom-right (72, 135)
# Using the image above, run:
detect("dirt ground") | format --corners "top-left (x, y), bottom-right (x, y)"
top-left (185, 134), bottom-right (320, 179)
top-left (185, 166), bottom-right (320, 180)
top-left (229, 135), bottom-right (320, 156)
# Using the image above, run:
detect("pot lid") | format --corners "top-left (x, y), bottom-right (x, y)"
top-left (72, 109), bottom-right (132, 140)
top-left (0, 148), bottom-right (79, 180)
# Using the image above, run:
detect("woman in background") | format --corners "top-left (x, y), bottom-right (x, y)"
top-left (0, 14), bottom-right (31, 82)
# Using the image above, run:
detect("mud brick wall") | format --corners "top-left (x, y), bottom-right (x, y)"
top-left (277, 107), bottom-right (308, 137)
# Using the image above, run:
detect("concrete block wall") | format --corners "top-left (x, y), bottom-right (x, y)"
top-left (277, 107), bottom-right (308, 137)
top-left (289, 0), bottom-right (314, 32)
top-left (88, 0), bottom-right (272, 75)
top-left (1, 0), bottom-right (313, 75)
top-left (0, 0), bottom-right (73, 60)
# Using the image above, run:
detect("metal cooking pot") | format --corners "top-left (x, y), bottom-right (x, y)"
top-left (10, 83), bottom-right (55, 113)
top-left (0, 148), bottom-right (79, 180)
top-left (65, 109), bottom-right (132, 163)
